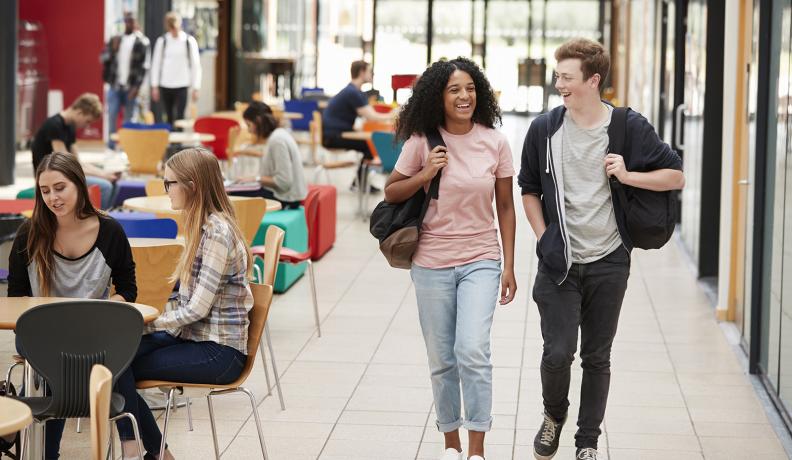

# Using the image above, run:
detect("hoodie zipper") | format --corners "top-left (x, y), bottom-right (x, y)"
top-left (546, 135), bottom-right (569, 285)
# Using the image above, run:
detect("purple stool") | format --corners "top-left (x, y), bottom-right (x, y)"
top-left (113, 179), bottom-right (147, 207)
top-left (0, 268), bottom-right (8, 282)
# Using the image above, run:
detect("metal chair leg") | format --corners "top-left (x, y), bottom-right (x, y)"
top-left (109, 412), bottom-right (144, 460)
top-left (258, 339), bottom-right (273, 396)
top-left (307, 260), bottom-right (321, 337)
top-left (76, 417), bottom-right (81, 433)
top-left (206, 395), bottom-right (221, 460)
top-left (109, 423), bottom-right (115, 460)
top-left (186, 397), bottom-right (194, 431)
top-left (158, 388), bottom-right (176, 460)
top-left (240, 387), bottom-right (269, 460)
top-left (264, 325), bottom-right (286, 410)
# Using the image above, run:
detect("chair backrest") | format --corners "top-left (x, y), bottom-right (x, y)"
top-left (391, 74), bottom-right (418, 91)
top-left (16, 301), bottom-right (143, 418)
top-left (230, 282), bottom-right (274, 387)
top-left (371, 131), bottom-right (403, 173)
top-left (260, 225), bottom-right (285, 286)
top-left (231, 197), bottom-right (268, 246)
top-left (121, 121), bottom-right (172, 131)
top-left (302, 191), bottom-right (320, 253)
top-left (88, 185), bottom-right (101, 209)
top-left (89, 364), bottom-right (112, 460)
top-left (193, 117), bottom-right (240, 161)
top-left (372, 103), bottom-right (393, 114)
top-left (145, 179), bottom-right (166, 196)
top-left (301, 87), bottom-right (324, 98)
top-left (129, 240), bottom-right (183, 312)
top-left (284, 100), bottom-right (319, 131)
top-left (118, 217), bottom-right (178, 238)
top-left (0, 213), bottom-right (26, 243)
top-left (118, 128), bottom-right (170, 175)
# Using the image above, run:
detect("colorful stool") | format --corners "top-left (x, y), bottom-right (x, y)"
top-left (252, 209), bottom-right (308, 293)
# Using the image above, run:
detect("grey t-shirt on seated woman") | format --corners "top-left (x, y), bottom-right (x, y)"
top-left (239, 127), bottom-right (308, 204)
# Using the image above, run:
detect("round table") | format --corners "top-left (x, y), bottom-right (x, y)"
top-left (109, 132), bottom-right (215, 144)
top-left (341, 131), bottom-right (372, 141)
top-left (123, 195), bottom-right (282, 215)
top-left (0, 297), bottom-right (160, 330)
top-left (0, 396), bottom-right (32, 437)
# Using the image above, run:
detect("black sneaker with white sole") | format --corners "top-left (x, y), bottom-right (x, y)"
top-left (533, 412), bottom-right (566, 460)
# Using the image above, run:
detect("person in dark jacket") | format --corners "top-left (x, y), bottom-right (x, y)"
top-left (102, 12), bottom-right (150, 148)
top-left (517, 38), bottom-right (684, 460)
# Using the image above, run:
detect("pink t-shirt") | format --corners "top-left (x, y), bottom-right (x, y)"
top-left (394, 123), bottom-right (515, 269)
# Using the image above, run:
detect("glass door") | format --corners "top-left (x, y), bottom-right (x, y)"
top-left (485, 0), bottom-right (530, 112)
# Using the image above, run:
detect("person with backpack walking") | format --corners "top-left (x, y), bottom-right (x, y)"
top-left (517, 38), bottom-right (684, 460)
top-left (384, 57), bottom-right (517, 460)
top-left (150, 11), bottom-right (201, 126)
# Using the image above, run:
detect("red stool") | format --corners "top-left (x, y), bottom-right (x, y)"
top-left (304, 184), bottom-right (336, 260)
top-left (391, 74), bottom-right (418, 102)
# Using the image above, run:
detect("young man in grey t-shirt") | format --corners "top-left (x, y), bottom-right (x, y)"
top-left (518, 38), bottom-right (685, 460)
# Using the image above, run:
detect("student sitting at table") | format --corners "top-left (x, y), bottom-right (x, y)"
top-left (7, 151), bottom-right (137, 460)
top-left (30, 93), bottom-right (121, 209)
top-left (230, 101), bottom-right (308, 209)
top-left (114, 148), bottom-right (253, 460)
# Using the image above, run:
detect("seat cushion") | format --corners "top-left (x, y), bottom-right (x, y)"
top-left (252, 209), bottom-right (308, 293)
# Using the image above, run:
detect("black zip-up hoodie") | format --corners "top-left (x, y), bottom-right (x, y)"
top-left (517, 103), bottom-right (683, 284)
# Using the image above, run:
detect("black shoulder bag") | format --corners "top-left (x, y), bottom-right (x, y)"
top-left (370, 130), bottom-right (444, 269)
top-left (608, 107), bottom-right (676, 250)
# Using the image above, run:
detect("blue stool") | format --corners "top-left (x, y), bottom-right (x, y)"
top-left (113, 179), bottom-right (147, 207)
top-left (252, 209), bottom-right (308, 293)
top-left (117, 218), bottom-right (178, 238)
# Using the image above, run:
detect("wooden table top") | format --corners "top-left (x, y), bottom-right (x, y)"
top-left (128, 237), bottom-right (185, 247)
top-left (0, 397), bottom-right (32, 437)
top-left (123, 195), bottom-right (281, 215)
top-left (110, 132), bottom-right (215, 144)
top-left (341, 131), bottom-right (372, 141)
top-left (0, 297), bottom-right (160, 330)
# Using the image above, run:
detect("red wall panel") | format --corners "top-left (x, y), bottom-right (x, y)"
top-left (20, 0), bottom-right (105, 139)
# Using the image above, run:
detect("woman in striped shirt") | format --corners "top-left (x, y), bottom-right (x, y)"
top-left (114, 148), bottom-right (253, 460)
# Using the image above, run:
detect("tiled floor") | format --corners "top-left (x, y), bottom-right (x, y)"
top-left (2, 117), bottom-right (791, 459)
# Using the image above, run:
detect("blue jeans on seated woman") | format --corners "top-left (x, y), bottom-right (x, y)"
top-left (85, 175), bottom-right (118, 210)
top-left (114, 331), bottom-right (246, 455)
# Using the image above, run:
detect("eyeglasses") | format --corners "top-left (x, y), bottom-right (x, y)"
top-left (163, 179), bottom-right (178, 192)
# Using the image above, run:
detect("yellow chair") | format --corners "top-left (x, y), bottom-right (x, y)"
top-left (136, 282), bottom-right (276, 460)
top-left (231, 196), bottom-right (269, 246)
top-left (144, 179), bottom-right (166, 196)
top-left (118, 129), bottom-right (169, 176)
top-left (129, 240), bottom-right (183, 313)
top-left (89, 365), bottom-right (111, 460)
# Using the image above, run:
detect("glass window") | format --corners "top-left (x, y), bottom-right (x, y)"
top-left (485, 1), bottom-right (530, 112)
top-left (317, 0), bottom-right (373, 94)
top-left (431, 0), bottom-right (473, 63)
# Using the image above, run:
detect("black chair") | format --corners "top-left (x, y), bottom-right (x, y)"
top-left (14, 300), bottom-right (145, 458)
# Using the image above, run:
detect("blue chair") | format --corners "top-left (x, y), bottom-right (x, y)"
top-left (370, 131), bottom-right (403, 173)
top-left (301, 87), bottom-right (324, 98)
top-left (284, 100), bottom-right (319, 131)
top-left (121, 121), bottom-right (173, 131)
top-left (117, 218), bottom-right (178, 238)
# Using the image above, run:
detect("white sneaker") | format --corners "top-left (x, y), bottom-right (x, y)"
top-left (440, 448), bottom-right (463, 460)
top-left (469, 456), bottom-right (485, 460)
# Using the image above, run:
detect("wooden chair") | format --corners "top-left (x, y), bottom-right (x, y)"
top-left (118, 129), bottom-right (169, 176)
top-left (89, 365), bottom-right (111, 460)
top-left (136, 282), bottom-right (276, 460)
top-left (145, 178), bottom-right (166, 196)
top-left (309, 111), bottom-right (357, 183)
top-left (230, 197), bottom-right (269, 246)
top-left (252, 226), bottom-right (286, 410)
top-left (129, 240), bottom-right (183, 313)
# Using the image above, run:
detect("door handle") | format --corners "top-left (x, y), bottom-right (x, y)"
top-left (674, 104), bottom-right (687, 151)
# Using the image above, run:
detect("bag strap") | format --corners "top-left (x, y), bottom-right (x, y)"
top-left (607, 107), bottom-right (630, 206)
top-left (418, 130), bottom-right (445, 224)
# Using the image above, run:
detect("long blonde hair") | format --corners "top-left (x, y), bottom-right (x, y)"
top-left (166, 148), bottom-right (252, 284)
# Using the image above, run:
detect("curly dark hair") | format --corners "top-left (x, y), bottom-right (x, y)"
top-left (395, 57), bottom-right (501, 142)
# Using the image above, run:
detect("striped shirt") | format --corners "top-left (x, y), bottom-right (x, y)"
top-left (560, 105), bottom-right (623, 264)
top-left (146, 213), bottom-right (253, 354)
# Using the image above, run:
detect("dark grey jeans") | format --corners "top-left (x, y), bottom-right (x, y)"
top-left (532, 246), bottom-right (630, 450)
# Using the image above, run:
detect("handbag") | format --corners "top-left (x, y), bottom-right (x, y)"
top-left (370, 130), bottom-right (445, 269)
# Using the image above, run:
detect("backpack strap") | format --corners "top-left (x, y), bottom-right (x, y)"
top-left (607, 106), bottom-right (630, 205)
top-left (418, 130), bottom-right (445, 225)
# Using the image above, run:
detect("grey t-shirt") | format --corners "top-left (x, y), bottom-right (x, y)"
top-left (237, 128), bottom-right (308, 203)
top-left (561, 105), bottom-right (623, 263)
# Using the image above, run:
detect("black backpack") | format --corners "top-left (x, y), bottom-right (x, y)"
top-left (608, 107), bottom-right (677, 250)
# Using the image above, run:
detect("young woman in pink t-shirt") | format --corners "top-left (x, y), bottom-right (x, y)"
top-left (384, 57), bottom-right (517, 460)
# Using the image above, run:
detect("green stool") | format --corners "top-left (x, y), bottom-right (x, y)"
top-left (252, 208), bottom-right (308, 293)
top-left (16, 188), bottom-right (35, 199)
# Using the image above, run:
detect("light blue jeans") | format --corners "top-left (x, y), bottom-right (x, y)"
top-left (411, 258), bottom-right (501, 433)
top-left (86, 175), bottom-right (117, 209)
